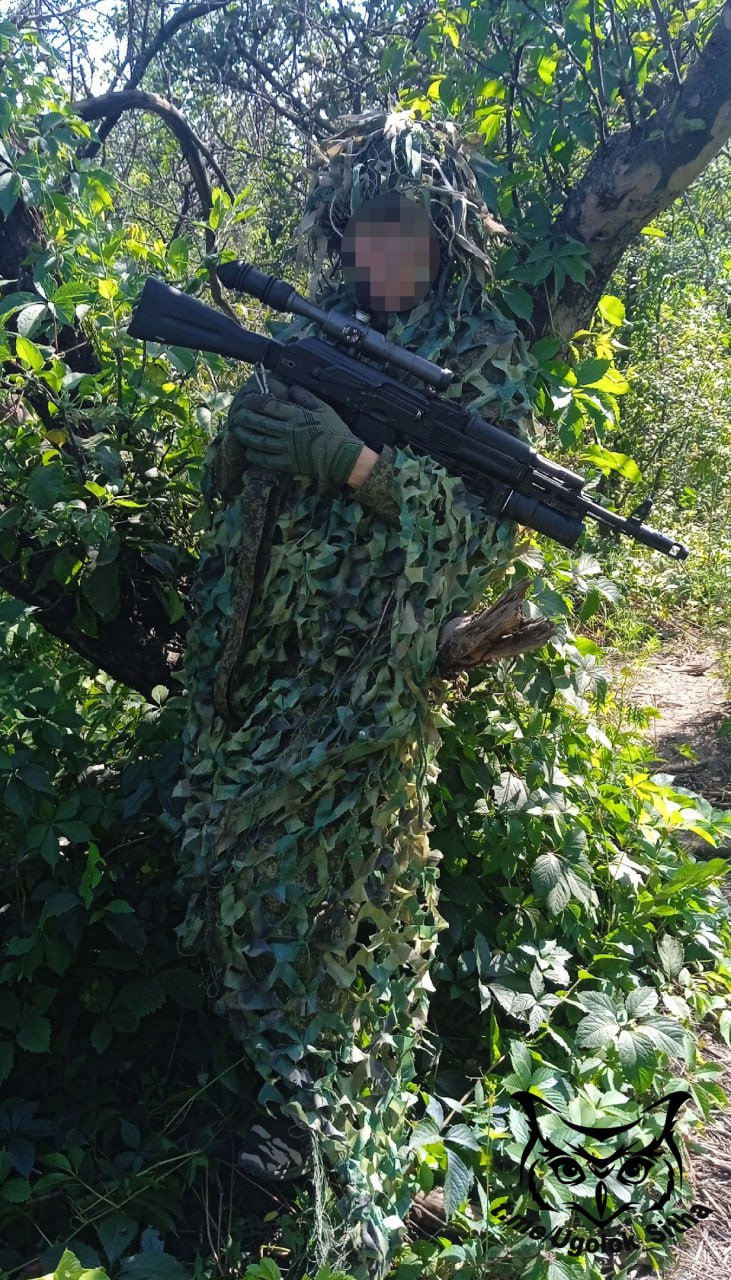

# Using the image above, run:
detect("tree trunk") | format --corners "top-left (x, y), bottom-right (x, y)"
top-left (537, 0), bottom-right (731, 337)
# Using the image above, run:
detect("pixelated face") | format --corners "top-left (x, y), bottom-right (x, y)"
top-left (514, 1090), bottom-right (690, 1230)
top-left (340, 191), bottom-right (441, 314)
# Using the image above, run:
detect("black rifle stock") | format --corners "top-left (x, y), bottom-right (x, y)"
top-left (127, 267), bottom-right (689, 560)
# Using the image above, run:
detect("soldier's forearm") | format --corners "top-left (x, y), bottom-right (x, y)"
top-left (347, 445), bottom-right (380, 488)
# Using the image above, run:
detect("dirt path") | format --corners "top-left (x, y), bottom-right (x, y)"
top-left (616, 633), bottom-right (731, 1279)
top-left (616, 633), bottom-right (730, 809)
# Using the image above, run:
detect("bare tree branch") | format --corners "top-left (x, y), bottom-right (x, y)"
top-left (84, 0), bottom-right (233, 157)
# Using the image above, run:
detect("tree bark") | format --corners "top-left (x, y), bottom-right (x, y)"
top-left (437, 580), bottom-right (555, 675)
top-left (538, 0), bottom-right (731, 337)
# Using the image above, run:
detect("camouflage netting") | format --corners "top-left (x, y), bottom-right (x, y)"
top-left (174, 107), bottom-right (539, 1277)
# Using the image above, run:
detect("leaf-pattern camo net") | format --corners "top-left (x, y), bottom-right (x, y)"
top-left (174, 106), bottom-right (538, 1277)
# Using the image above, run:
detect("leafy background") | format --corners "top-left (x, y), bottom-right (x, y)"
top-left (0, 2), bottom-right (730, 1278)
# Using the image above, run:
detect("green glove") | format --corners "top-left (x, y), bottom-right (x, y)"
top-left (228, 375), bottom-right (364, 486)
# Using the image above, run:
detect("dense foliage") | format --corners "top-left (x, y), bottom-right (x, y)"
top-left (0, 3), bottom-right (729, 1279)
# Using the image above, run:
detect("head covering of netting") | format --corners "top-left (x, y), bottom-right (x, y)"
top-left (283, 105), bottom-right (535, 433)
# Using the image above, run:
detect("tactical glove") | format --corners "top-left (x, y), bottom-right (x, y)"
top-left (228, 375), bottom-right (364, 487)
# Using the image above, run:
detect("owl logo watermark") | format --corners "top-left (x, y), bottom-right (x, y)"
top-left (500, 1090), bottom-right (712, 1257)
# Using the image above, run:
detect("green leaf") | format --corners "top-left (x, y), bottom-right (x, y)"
top-left (15, 334), bottom-right (44, 370)
top-left (509, 1039), bottom-right (532, 1089)
top-left (1, 1177), bottom-right (31, 1203)
top-left (532, 851), bottom-right (563, 895)
top-left (576, 1008), bottom-right (620, 1049)
top-left (548, 1257), bottom-right (584, 1280)
top-left (407, 1118), bottom-right (441, 1149)
top-left (154, 581), bottom-right (185, 623)
top-left (17, 302), bottom-right (48, 337)
top-left (581, 444), bottom-right (642, 482)
top-left (0, 172), bottom-right (22, 219)
top-left (17, 1014), bottom-right (51, 1053)
top-left (597, 294), bottom-right (626, 327)
top-left (81, 563), bottom-right (120, 621)
top-left (53, 1250), bottom-right (87, 1280)
top-left (625, 987), bottom-right (658, 1019)
top-left (499, 285), bottom-right (533, 320)
top-left (27, 461), bottom-right (65, 509)
top-left (21, 763), bottom-right (55, 794)
top-left (91, 1020), bottom-right (112, 1054)
top-left (59, 819), bottom-right (94, 842)
top-left (444, 1123), bottom-right (481, 1151)
top-left (657, 935), bottom-right (684, 980)
top-left (120, 1255), bottom-right (190, 1280)
top-left (44, 938), bottom-right (72, 975)
top-left (443, 1147), bottom-right (473, 1217)
top-left (119, 976), bottom-right (166, 1018)
top-left (97, 1213), bottom-right (138, 1266)
top-left (640, 1017), bottom-right (688, 1058)
top-left (0, 1040), bottom-right (13, 1085)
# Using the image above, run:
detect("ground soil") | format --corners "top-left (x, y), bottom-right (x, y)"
top-left (615, 628), bottom-right (731, 1279)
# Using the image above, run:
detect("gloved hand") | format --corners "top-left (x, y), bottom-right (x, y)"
top-left (227, 374), bottom-right (364, 486)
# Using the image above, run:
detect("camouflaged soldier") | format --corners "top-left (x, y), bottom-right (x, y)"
top-left (175, 109), bottom-right (541, 1277)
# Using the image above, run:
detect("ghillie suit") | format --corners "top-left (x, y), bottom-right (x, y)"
top-left (175, 107), bottom-right (540, 1276)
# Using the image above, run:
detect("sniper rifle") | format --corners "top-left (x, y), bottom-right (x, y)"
top-left (127, 262), bottom-right (689, 560)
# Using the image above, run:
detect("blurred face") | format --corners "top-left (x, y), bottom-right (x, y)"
top-left (350, 222), bottom-right (434, 311)
top-left (341, 193), bottom-right (441, 314)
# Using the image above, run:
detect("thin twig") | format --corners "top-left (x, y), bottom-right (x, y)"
top-left (649, 0), bottom-right (684, 87)
top-left (588, 0), bottom-right (610, 142)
